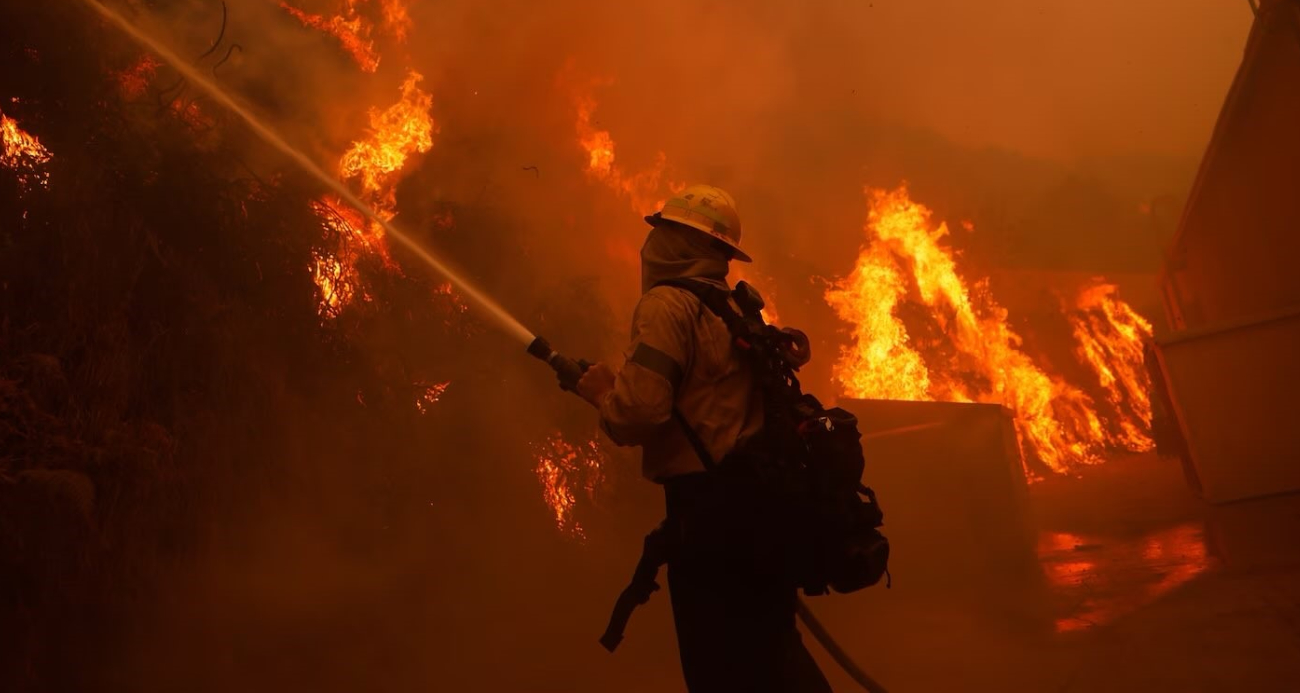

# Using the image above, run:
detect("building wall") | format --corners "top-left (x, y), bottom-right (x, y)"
top-left (1163, 2), bottom-right (1300, 330)
top-left (1157, 1), bottom-right (1300, 503)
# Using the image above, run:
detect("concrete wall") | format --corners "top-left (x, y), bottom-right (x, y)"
top-left (837, 399), bottom-right (1040, 610)
top-left (1157, 2), bottom-right (1300, 503)
top-left (1162, 1), bottom-right (1300, 330)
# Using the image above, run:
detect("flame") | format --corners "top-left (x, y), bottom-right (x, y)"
top-left (826, 185), bottom-right (1152, 475)
top-left (1067, 281), bottom-right (1155, 451)
top-left (280, 1), bottom-right (380, 72)
top-left (564, 73), bottom-right (784, 319)
top-left (825, 235), bottom-right (936, 402)
top-left (311, 251), bottom-right (357, 316)
top-left (280, 0), bottom-right (412, 71)
top-left (339, 70), bottom-right (436, 217)
top-left (378, 0), bottom-right (412, 43)
top-left (310, 70), bottom-right (435, 315)
top-left (570, 77), bottom-right (672, 216)
top-left (112, 55), bottom-right (214, 130)
top-left (309, 196), bottom-right (374, 316)
top-left (1, 110), bottom-right (53, 191)
top-left (533, 433), bottom-right (606, 540)
top-left (433, 281), bottom-right (470, 318)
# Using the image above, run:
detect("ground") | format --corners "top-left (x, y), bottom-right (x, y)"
top-left (797, 454), bottom-right (1300, 692)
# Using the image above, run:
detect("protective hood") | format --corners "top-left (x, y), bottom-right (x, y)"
top-left (639, 224), bottom-right (730, 294)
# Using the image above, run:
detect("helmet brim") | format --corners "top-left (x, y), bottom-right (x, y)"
top-left (644, 213), bottom-right (753, 263)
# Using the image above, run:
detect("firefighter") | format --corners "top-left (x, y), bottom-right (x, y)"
top-left (576, 185), bottom-right (832, 692)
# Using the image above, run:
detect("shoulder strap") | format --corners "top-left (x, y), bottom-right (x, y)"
top-left (653, 278), bottom-right (737, 472)
top-left (653, 278), bottom-right (745, 336)
top-left (672, 409), bottom-right (716, 471)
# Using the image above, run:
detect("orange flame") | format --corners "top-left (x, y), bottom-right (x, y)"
top-left (112, 55), bottom-right (213, 130)
top-left (827, 185), bottom-right (1152, 475)
top-left (280, 1), bottom-right (412, 71)
top-left (825, 235), bottom-right (936, 402)
top-left (310, 197), bottom-right (374, 317)
top-left (339, 70), bottom-right (436, 217)
top-left (378, 0), bottom-right (412, 43)
top-left (1068, 281), bottom-right (1155, 452)
top-left (280, 1), bottom-right (381, 72)
top-left (533, 433), bottom-right (607, 540)
top-left (570, 77), bottom-right (672, 216)
top-left (1, 110), bottom-right (53, 191)
top-left (565, 74), bottom-right (786, 319)
top-left (310, 70), bottom-right (435, 315)
top-left (311, 251), bottom-right (358, 316)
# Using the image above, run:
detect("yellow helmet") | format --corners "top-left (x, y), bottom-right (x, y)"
top-left (645, 184), bottom-right (752, 262)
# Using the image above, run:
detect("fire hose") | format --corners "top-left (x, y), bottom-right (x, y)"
top-left (529, 337), bottom-right (890, 693)
top-left (797, 597), bottom-right (890, 693)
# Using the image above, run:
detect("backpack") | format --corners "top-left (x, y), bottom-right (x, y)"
top-left (657, 278), bottom-right (890, 597)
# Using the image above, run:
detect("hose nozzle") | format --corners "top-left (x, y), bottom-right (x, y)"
top-left (527, 336), bottom-right (591, 393)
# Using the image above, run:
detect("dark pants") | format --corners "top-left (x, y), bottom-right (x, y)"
top-left (664, 473), bottom-right (832, 693)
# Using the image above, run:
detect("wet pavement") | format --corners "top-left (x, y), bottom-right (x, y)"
top-left (1044, 481), bottom-right (1300, 692)
top-left (797, 453), bottom-right (1300, 692)
top-left (1038, 521), bottom-right (1213, 634)
top-left (1019, 456), bottom-right (1300, 691)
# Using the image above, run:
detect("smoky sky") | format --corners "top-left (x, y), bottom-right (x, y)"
top-left (399, 0), bottom-right (1252, 164)
top-left (189, 0), bottom-right (1256, 171)
top-left (132, 0), bottom-right (1256, 341)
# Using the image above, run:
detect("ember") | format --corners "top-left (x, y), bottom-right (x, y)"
top-left (533, 433), bottom-right (607, 539)
top-left (1, 110), bottom-right (53, 191)
top-left (116, 55), bottom-right (159, 99)
top-left (415, 381), bottom-right (450, 414)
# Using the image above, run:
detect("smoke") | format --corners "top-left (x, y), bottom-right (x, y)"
top-left (119, 0), bottom-right (1252, 331)
top-left (1, 0), bottom-right (1254, 690)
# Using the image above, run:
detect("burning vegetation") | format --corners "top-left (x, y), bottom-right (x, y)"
top-left (1, 109), bottom-right (52, 192)
top-left (533, 433), bottom-right (608, 539)
top-left (310, 70), bottom-right (436, 316)
top-left (278, 0), bottom-right (413, 72)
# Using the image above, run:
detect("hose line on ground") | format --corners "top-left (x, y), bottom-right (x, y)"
top-left (796, 597), bottom-right (890, 693)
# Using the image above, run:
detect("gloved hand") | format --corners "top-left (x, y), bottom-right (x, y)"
top-left (576, 362), bottom-right (616, 408)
